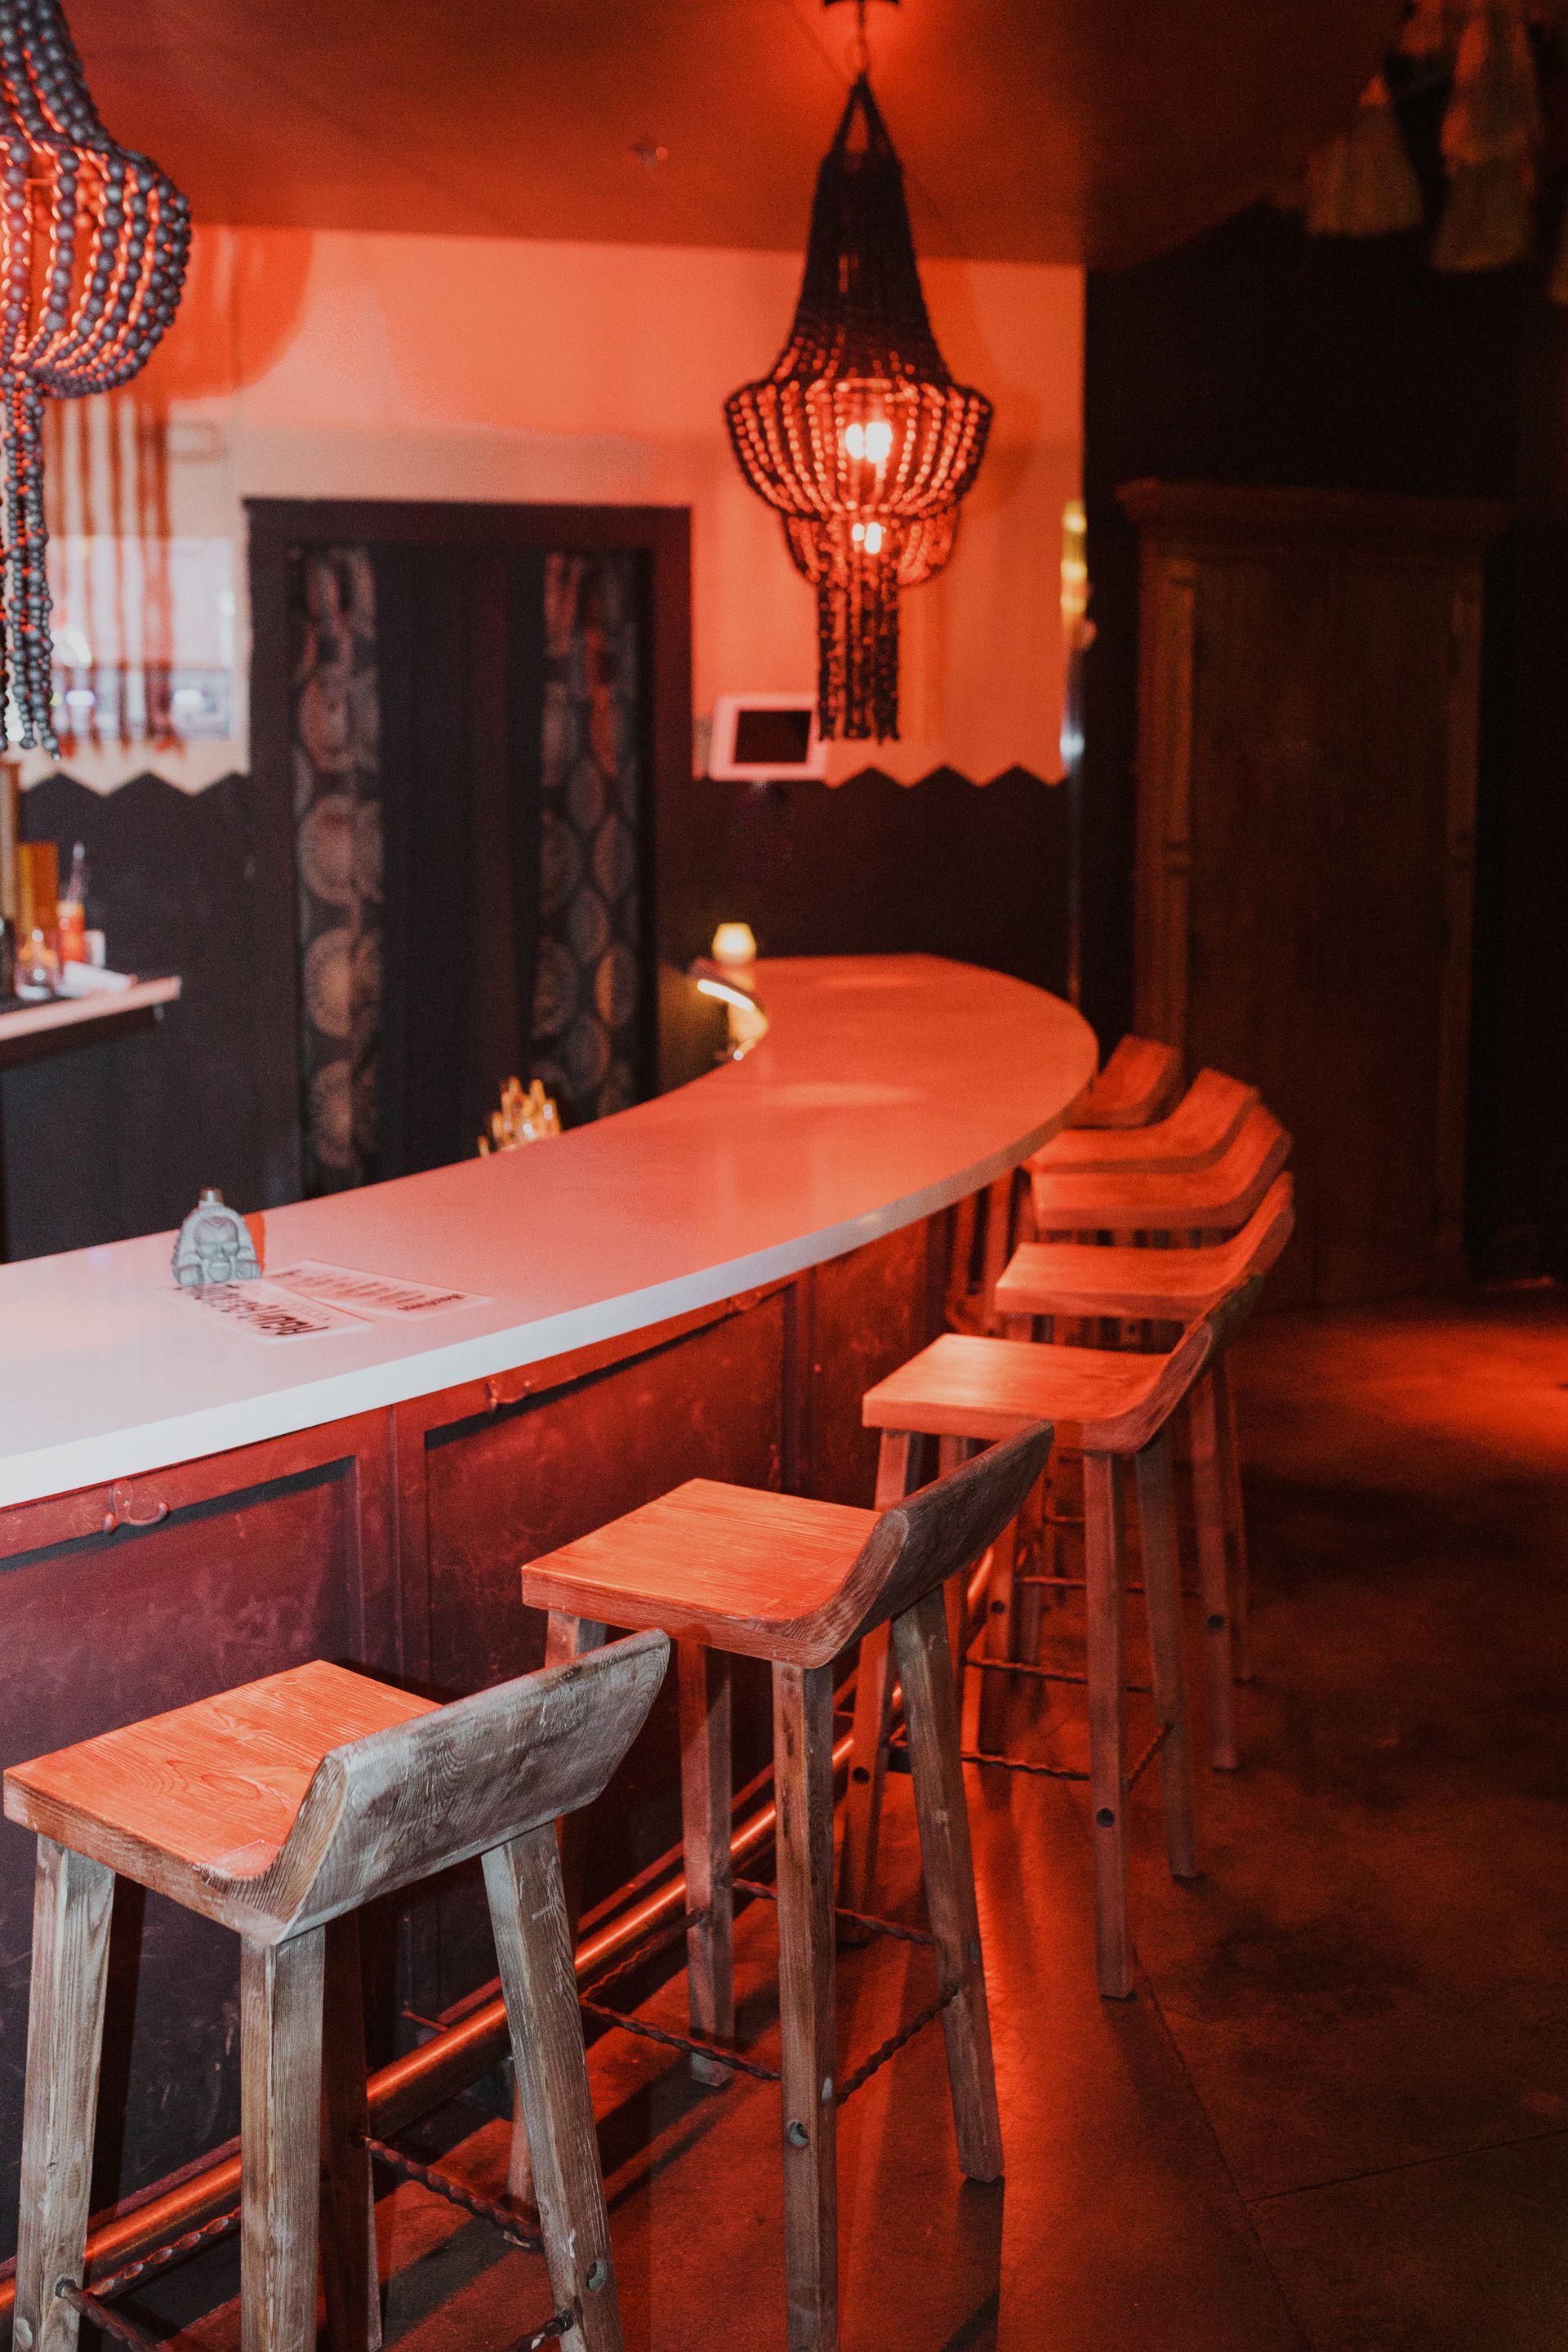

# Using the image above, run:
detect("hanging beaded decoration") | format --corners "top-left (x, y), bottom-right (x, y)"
top-left (724, 71), bottom-right (991, 742)
top-left (0, 0), bottom-right (189, 750)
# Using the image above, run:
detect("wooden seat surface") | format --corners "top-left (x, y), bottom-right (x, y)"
top-left (5, 1661), bottom-right (436, 1882)
top-left (1031, 1067), bottom-right (1256, 1177)
top-left (863, 1330), bottom-right (1193, 1452)
top-left (1030, 1103), bottom-right (1290, 1235)
top-left (521, 1481), bottom-right (880, 1661)
top-left (998, 1175), bottom-right (1294, 1321)
top-left (1071, 1035), bottom-right (1181, 1129)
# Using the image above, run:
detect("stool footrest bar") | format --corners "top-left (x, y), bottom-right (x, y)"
top-left (577, 1998), bottom-right (783, 2083)
top-left (834, 1982), bottom-right (960, 2105)
top-left (733, 1874), bottom-right (934, 1949)
top-left (81, 2206), bottom-right (243, 2303)
top-left (1125, 1729), bottom-right (1169, 1787)
top-left (360, 2135), bottom-right (543, 2253)
top-left (58, 2283), bottom-right (161, 2352)
top-left (964, 1655), bottom-right (1154, 1695)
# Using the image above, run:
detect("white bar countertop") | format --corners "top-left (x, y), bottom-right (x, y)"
top-left (0, 973), bottom-right (180, 1050)
top-left (0, 956), bottom-right (1096, 1511)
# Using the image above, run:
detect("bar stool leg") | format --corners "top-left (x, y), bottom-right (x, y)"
top-left (679, 1642), bottom-right (735, 2082)
top-left (978, 1173), bottom-right (1014, 1334)
top-left (240, 1927), bottom-right (327, 2352)
top-left (13, 1838), bottom-right (114, 2352)
top-left (1188, 1375), bottom-right (1240, 1771)
top-left (773, 1661), bottom-right (839, 2352)
top-left (893, 1589), bottom-right (1004, 2181)
top-left (486, 1829), bottom-right (625, 2352)
top-left (937, 1436), bottom-right (976, 1702)
top-left (1213, 1354), bottom-right (1254, 1682)
top-left (975, 1512), bottom-right (1019, 1752)
top-left (1083, 1453), bottom-right (1133, 1999)
top-left (320, 1913), bottom-right (382, 2352)
top-left (1134, 1435), bottom-right (1197, 1884)
top-left (839, 1432), bottom-right (915, 1914)
top-left (510, 1611), bottom-right (610, 2211)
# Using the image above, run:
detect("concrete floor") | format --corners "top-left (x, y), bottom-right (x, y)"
top-left (153, 1294), bottom-right (1568, 2351)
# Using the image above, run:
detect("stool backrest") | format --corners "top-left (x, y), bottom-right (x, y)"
top-left (796, 1422), bottom-right (1054, 1664)
top-left (1211, 1173), bottom-right (1294, 1292)
top-left (1073, 1035), bottom-right (1182, 1129)
top-left (252, 1630), bottom-right (668, 1940)
top-left (1077, 1273), bottom-right (1266, 1453)
top-left (1031, 1102), bottom-right (1290, 1237)
top-left (1036, 1066), bottom-right (1257, 1176)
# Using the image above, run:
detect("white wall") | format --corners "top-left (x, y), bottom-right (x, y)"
top-left (28, 225), bottom-right (1083, 793)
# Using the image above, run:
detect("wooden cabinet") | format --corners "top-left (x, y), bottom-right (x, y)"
top-left (1120, 480), bottom-right (1507, 1305)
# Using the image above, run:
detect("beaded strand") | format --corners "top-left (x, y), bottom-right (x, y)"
top-left (0, 0), bottom-right (187, 748)
top-left (724, 74), bottom-right (991, 742)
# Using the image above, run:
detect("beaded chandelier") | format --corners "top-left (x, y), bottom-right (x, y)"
top-left (0, 0), bottom-right (189, 750)
top-left (724, 73), bottom-right (991, 742)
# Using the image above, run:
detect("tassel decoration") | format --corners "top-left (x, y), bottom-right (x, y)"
top-left (1432, 1), bottom-right (1542, 268)
top-left (1305, 73), bottom-right (1424, 235)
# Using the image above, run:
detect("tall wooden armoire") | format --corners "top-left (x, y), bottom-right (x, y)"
top-left (1120, 481), bottom-right (1508, 1306)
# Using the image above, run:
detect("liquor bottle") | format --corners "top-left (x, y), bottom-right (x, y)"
top-left (57, 840), bottom-right (87, 964)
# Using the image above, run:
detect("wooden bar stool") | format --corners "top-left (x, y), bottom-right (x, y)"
top-left (841, 1284), bottom-right (1261, 2000)
top-left (1028, 1100), bottom-right (1290, 1244)
top-left (953, 1041), bottom-right (1184, 1334)
top-left (515, 1427), bottom-right (1052, 2352)
top-left (1028, 1066), bottom-right (1258, 1179)
top-left (996, 1174), bottom-right (1294, 1698)
top-left (6, 1636), bottom-right (668, 2352)
top-left (1071, 1034), bottom-right (1183, 1129)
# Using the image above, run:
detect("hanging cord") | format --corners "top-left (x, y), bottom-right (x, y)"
top-left (851, 0), bottom-right (871, 78)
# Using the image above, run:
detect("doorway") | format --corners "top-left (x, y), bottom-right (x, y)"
top-left (247, 500), bottom-right (691, 1196)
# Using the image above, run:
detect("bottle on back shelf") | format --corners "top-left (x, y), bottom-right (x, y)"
top-left (56, 840), bottom-right (87, 965)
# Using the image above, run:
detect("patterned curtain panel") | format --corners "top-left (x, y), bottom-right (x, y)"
top-left (291, 547), bottom-right (383, 1193)
top-left (532, 553), bottom-right (644, 1125)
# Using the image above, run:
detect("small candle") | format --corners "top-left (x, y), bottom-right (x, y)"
top-left (710, 921), bottom-right (758, 974)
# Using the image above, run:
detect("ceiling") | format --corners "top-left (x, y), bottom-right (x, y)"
top-left (69, 0), bottom-right (1404, 270)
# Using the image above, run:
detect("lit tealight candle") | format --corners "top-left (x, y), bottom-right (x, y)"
top-left (710, 920), bottom-right (758, 973)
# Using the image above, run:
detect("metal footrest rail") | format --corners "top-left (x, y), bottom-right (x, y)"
top-left (894, 1722), bottom-right (1168, 1788)
top-left (357, 2132), bottom-right (594, 2345)
top-left (578, 1873), bottom-right (955, 2108)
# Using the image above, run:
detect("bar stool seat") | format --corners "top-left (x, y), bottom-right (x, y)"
top-left (8, 1661), bottom-right (438, 1894)
top-left (7, 1638), bottom-right (668, 2352)
top-left (1031, 1103), bottom-right (1290, 1238)
top-left (1029, 1067), bottom-right (1257, 1178)
top-left (1071, 1035), bottom-right (1182, 1129)
top-left (862, 1331), bottom-right (1187, 1448)
top-left (519, 1482), bottom-right (880, 1662)
top-left (842, 1284), bottom-right (1262, 2000)
top-left (518, 1428), bottom-right (1052, 2352)
top-left (998, 1174), bottom-right (1293, 1325)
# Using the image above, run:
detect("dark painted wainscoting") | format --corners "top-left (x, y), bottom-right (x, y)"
top-left (658, 764), bottom-right (1071, 996)
top-left (6, 771), bottom-right (298, 1261)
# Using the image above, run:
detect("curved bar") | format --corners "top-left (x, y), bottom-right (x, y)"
top-left (0, 956), bottom-right (1095, 1509)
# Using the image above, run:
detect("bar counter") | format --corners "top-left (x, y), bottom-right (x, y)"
top-left (0, 953), bottom-right (1094, 2270)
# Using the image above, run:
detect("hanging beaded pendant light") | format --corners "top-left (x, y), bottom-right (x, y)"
top-left (724, 69), bottom-right (991, 742)
top-left (0, 0), bottom-right (189, 750)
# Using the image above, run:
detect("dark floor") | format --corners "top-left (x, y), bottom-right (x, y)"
top-left (154, 1293), bottom-right (1568, 2350)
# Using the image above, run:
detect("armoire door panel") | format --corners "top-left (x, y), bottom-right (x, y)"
top-left (1121, 481), bottom-right (1507, 1306)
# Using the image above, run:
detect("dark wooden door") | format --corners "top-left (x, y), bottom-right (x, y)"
top-left (1125, 483), bottom-right (1505, 1305)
